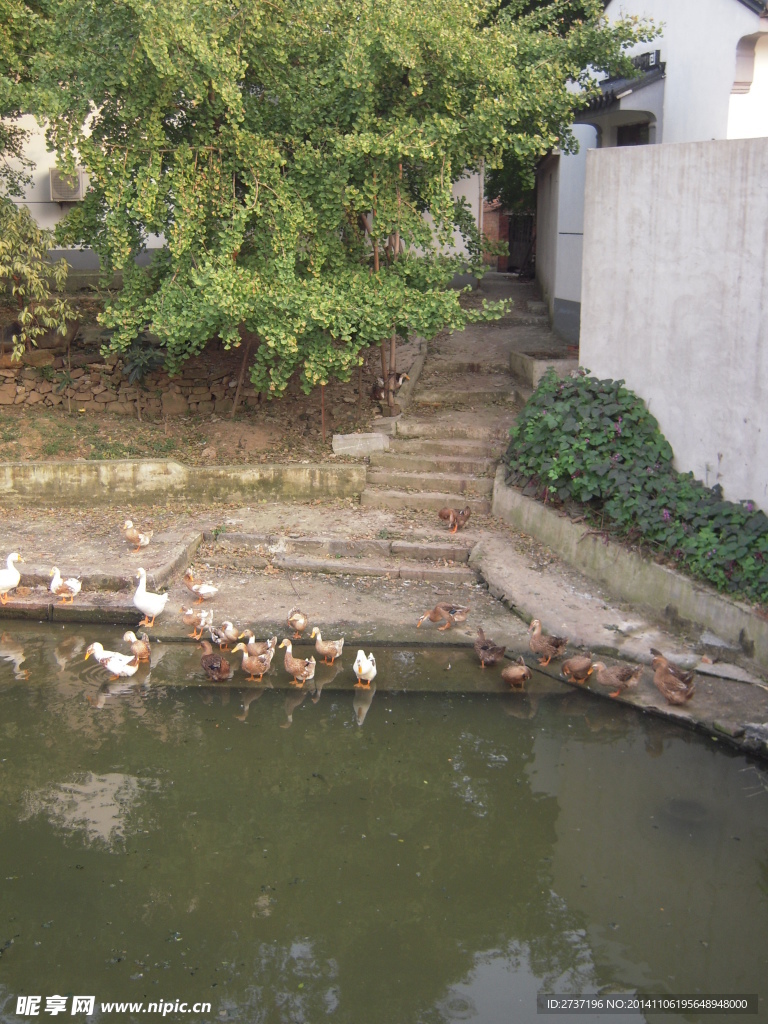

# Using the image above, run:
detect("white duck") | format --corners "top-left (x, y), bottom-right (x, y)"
top-left (133, 568), bottom-right (169, 627)
top-left (353, 650), bottom-right (377, 689)
top-left (0, 552), bottom-right (22, 605)
top-left (49, 567), bottom-right (82, 604)
top-left (85, 641), bottom-right (139, 680)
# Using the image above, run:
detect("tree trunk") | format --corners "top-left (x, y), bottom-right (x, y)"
top-left (231, 327), bottom-right (255, 420)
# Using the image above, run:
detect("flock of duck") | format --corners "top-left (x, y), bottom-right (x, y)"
top-left (0, 528), bottom-right (695, 706)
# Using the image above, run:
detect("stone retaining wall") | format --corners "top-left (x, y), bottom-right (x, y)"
top-left (0, 345), bottom-right (255, 417)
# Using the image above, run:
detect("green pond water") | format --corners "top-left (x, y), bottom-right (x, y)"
top-left (1, 624), bottom-right (767, 1024)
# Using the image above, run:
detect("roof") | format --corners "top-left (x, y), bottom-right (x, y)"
top-left (578, 51), bottom-right (665, 116)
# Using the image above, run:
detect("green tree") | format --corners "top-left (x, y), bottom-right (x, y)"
top-left (485, 1), bottom-right (656, 208)
top-left (0, 0), bottom-right (77, 358)
top-left (31, 0), bottom-right (649, 397)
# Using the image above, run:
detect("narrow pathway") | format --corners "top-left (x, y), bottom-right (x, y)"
top-left (362, 274), bottom-right (570, 515)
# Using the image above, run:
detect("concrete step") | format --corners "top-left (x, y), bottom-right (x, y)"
top-left (395, 417), bottom-right (506, 442)
top-left (269, 554), bottom-right (477, 583)
top-left (366, 468), bottom-right (494, 495)
top-left (360, 487), bottom-right (491, 514)
top-left (368, 452), bottom-right (497, 476)
top-left (413, 389), bottom-right (519, 409)
top-left (203, 531), bottom-right (473, 564)
top-left (389, 437), bottom-right (498, 458)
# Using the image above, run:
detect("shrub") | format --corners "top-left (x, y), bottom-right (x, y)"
top-left (505, 370), bottom-right (768, 605)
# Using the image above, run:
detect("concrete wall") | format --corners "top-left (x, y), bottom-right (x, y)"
top-left (580, 137), bottom-right (768, 510)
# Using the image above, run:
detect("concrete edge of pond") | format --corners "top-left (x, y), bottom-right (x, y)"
top-left (490, 467), bottom-right (768, 675)
top-left (0, 459), bottom-right (366, 505)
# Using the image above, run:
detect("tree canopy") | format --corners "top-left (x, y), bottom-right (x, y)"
top-left (27, 0), bottom-right (650, 394)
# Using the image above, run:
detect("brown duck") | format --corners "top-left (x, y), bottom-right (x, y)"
top-left (279, 638), bottom-right (316, 687)
top-left (651, 651), bottom-right (695, 705)
top-left (287, 607), bottom-right (308, 639)
top-left (231, 642), bottom-right (274, 683)
top-left (474, 628), bottom-right (506, 669)
top-left (310, 627), bottom-right (344, 665)
top-left (438, 506), bottom-right (471, 534)
top-left (417, 602), bottom-right (469, 631)
top-left (501, 656), bottom-right (531, 690)
top-left (561, 655), bottom-right (594, 684)
top-left (591, 661), bottom-right (643, 698)
top-left (528, 619), bottom-right (568, 667)
top-left (238, 630), bottom-right (277, 657)
top-left (122, 630), bottom-right (151, 663)
top-left (199, 641), bottom-right (232, 682)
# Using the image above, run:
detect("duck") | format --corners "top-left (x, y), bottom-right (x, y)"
top-left (237, 630), bottom-right (277, 657)
top-left (474, 627), bottom-right (506, 669)
top-left (371, 372), bottom-right (409, 402)
top-left (209, 620), bottom-right (240, 650)
top-left (527, 619), bottom-right (568, 667)
top-left (231, 641), bottom-right (274, 683)
top-left (122, 519), bottom-right (152, 553)
top-left (199, 640), bottom-right (232, 682)
top-left (287, 607), bottom-right (308, 639)
top-left (0, 552), bottom-right (22, 605)
top-left (183, 568), bottom-right (219, 604)
top-left (417, 602), bottom-right (470, 631)
top-left (591, 661), bottom-right (644, 698)
top-left (649, 648), bottom-right (695, 686)
top-left (133, 568), bottom-right (169, 628)
top-left (85, 641), bottom-right (139, 681)
top-left (122, 630), bottom-right (151, 663)
top-left (310, 627), bottom-right (344, 665)
top-left (49, 566), bottom-right (82, 604)
top-left (353, 650), bottom-right (377, 688)
top-left (181, 606), bottom-right (213, 640)
top-left (438, 506), bottom-right (471, 534)
top-left (561, 655), bottom-right (594, 684)
top-left (651, 652), bottom-right (695, 705)
top-left (279, 638), bottom-right (316, 687)
top-left (501, 655), bottom-right (532, 689)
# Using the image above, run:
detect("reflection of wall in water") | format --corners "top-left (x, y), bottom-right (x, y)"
top-left (529, 716), bottom-right (768, 992)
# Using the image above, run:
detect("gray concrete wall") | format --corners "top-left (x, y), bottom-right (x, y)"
top-left (580, 137), bottom-right (768, 510)
top-left (0, 460), bottom-right (366, 505)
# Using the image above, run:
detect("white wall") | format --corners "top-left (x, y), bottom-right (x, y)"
top-left (553, 125), bottom-right (597, 305)
top-left (535, 155), bottom-right (560, 317)
top-left (7, 115), bottom-right (64, 231)
top-left (607, 0), bottom-right (762, 141)
top-left (728, 34), bottom-right (768, 138)
top-left (580, 138), bottom-right (768, 509)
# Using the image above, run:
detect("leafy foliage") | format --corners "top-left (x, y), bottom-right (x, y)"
top-left (0, 199), bottom-right (77, 357)
top-left (505, 370), bottom-right (768, 605)
top-left (29, 0), bottom-right (649, 394)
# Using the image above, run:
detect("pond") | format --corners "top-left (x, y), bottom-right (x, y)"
top-left (1, 624), bottom-right (767, 1023)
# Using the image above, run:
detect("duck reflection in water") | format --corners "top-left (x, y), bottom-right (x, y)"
top-left (353, 682), bottom-right (376, 726)
top-left (53, 634), bottom-right (85, 672)
top-left (1, 631), bottom-right (30, 680)
top-left (87, 675), bottom-right (150, 709)
top-left (281, 688), bottom-right (310, 728)
top-left (310, 658), bottom-right (344, 706)
top-left (236, 682), bottom-right (273, 723)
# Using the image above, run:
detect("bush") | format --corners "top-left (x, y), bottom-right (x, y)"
top-left (505, 370), bottom-right (768, 605)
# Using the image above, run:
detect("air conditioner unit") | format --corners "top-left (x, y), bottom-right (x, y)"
top-left (49, 167), bottom-right (85, 202)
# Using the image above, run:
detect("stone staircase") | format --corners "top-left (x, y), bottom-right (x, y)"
top-left (358, 276), bottom-right (577, 515)
top-left (362, 433), bottom-right (499, 514)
